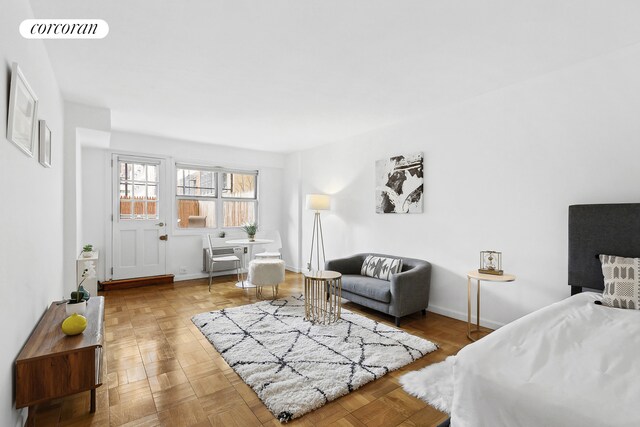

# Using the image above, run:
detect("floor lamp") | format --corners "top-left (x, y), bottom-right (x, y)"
top-left (306, 194), bottom-right (330, 271)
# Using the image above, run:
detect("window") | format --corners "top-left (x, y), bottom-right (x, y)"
top-left (221, 172), bottom-right (257, 227)
top-left (177, 168), bottom-right (215, 197)
top-left (175, 165), bottom-right (257, 229)
top-left (119, 161), bottom-right (159, 220)
top-left (176, 166), bottom-right (217, 228)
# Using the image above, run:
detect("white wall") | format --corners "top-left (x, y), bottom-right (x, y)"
top-left (0, 1), bottom-right (65, 425)
top-left (281, 152), bottom-right (303, 271)
top-left (82, 131), bottom-right (286, 281)
top-left (63, 103), bottom-right (111, 290)
top-left (287, 44), bottom-right (640, 328)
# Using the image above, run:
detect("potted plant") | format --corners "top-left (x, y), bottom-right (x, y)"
top-left (82, 244), bottom-right (94, 258)
top-left (66, 261), bottom-right (95, 315)
top-left (241, 222), bottom-right (258, 241)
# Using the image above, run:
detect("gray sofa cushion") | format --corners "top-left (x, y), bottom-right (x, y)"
top-left (341, 274), bottom-right (391, 303)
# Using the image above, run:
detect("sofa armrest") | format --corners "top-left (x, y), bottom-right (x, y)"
top-left (325, 255), bottom-right (366, 275)
top-left (389, 262), bottom-right (432, 316)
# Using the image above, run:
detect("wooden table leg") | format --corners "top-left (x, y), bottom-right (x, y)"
top-left (90, 388), bottom-right (96, 413)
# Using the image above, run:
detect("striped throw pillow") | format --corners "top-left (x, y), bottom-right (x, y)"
top-left (361, 255), bottom-right (403, 281)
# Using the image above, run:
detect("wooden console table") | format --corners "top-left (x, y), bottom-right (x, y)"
top-left (16, 297), bottom-right (105, 421)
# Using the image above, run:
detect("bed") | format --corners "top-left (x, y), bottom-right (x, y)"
top-left (450, 203), bottom-right (640, 427)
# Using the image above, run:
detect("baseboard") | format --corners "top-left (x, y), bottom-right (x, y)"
top-left (178, 267), bottom-right (302, 280)
top-left (427, 304), bottom-right (505, 330)
top-left (174, 272), bottom-right (208, 282)
top-left (100, 274), bottom-right (175, 291)
top-left (176, 266), bottom-right (302, 279)
top-left (174, 271), bottom-right (251, 282)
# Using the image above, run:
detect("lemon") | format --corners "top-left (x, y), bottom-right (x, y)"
top-left (61, 313), bottom-right (87, 336)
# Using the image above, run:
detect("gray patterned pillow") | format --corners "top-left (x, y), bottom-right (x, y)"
top-left (361, 255), bottom-right (403, 281)
top-left (600, 254), bottom-right (640, 310)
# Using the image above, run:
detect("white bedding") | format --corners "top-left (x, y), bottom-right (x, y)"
top-left (452, 292), bottom-right (640, 427)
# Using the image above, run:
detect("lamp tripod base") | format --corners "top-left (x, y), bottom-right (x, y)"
top-left (308, 211), bottom-right (326, 271)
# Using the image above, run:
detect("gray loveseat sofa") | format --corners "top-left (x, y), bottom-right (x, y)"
top-left (325, 253), bottom-right (432, 327)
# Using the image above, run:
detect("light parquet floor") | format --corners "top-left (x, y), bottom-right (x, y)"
top-left (32, 271), bottom-right (487, 427)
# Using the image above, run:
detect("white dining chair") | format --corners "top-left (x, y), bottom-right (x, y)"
top-left (207, 235), bottom-right (244, 291)
top-left (254, 230), bottom-right (282, 259)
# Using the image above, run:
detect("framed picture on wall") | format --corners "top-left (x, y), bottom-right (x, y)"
top-left (7, 62), bottom-right (39, 157)
top-left (375, 152), bottom-right (424, 213)
top-left (39, 120), bottom-right (52, 168)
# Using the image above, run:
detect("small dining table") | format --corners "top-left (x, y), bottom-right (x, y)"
top-left (225, 238), bottom-right (274, 288)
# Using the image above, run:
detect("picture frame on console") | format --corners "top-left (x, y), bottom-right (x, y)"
top-left (7, 62), bottom-right (39, 157)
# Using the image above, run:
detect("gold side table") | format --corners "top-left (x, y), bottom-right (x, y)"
top-left (467, 270), bottom-right (516, 341)
top-left (304, 270), bottom-right (342, 324)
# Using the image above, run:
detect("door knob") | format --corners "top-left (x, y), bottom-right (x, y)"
top-left (155, 222), bottom-right (165, 227)
top-left (159, 234), bottom-right (168, 241)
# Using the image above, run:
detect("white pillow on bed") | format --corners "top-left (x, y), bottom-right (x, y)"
top-left (599, 254), bottom-right (640, 310)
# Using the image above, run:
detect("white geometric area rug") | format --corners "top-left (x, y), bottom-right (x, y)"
top-left (192, 295), bottom-right (437, 422)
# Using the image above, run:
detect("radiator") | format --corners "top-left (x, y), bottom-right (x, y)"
top-left (203, 247), bottom-right (246, 273)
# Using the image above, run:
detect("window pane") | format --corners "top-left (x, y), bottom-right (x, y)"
top-left (133, 164), bottom-right (146, 181)
top-left (119, 195), bottom-right (132, 219)
top-left (147, 201), bottom-right (158, 219)
top-left (177, 199), bottom-right (216, 228)
top-left (120, 183), bottom-right (131, 198)
top-left (222, 173), bottom-right (256, 199)
top-left (134, 184), bottom-right (146, 199)
top-left (147, 165), bottom-right (158, 182)
top-left (133, 199), bottom-right (145, 218)
top-left (119, 162), bottom-right (131, 180)
top-left (147, 184), bottom-right (157, 200)
top-left (176, 168), bottom-right (216, 197)
top-left (120, 182), bottom-right (132, 219)
top-left (223, 201), bottom-right (255, 227)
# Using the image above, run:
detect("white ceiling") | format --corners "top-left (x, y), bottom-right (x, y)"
top-left (29, 0), bottom-right (640, 153)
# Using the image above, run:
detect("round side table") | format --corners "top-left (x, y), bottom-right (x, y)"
top-left (467, 270), bottom-right (516, 341)
top-left (303, 270), bottom-right (342, 324)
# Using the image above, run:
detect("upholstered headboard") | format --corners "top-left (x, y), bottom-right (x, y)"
top-left (568, 203), bottom-right (640, 295)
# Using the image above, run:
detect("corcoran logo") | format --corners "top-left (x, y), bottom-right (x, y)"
top-left (20, 19), bottom-right (109, 39)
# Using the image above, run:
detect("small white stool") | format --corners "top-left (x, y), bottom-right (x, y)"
top-left (249, 259), bottom-right (285, 299)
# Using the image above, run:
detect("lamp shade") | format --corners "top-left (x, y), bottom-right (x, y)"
top-left (306, 194), bottom-right (330, 211)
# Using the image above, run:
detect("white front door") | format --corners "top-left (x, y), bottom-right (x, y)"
top-left (112, 154), bottom-right (167, 279)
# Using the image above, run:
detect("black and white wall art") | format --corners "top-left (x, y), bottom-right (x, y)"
top-left (375, 152), bottom-right (424, 213)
